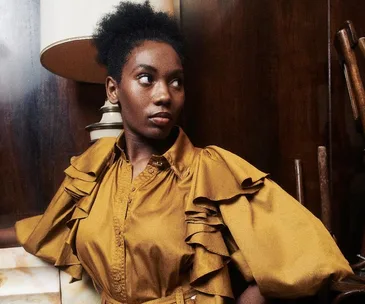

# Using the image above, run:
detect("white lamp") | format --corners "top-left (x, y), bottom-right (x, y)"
top-left (85, 100), bottom-right (124, 143)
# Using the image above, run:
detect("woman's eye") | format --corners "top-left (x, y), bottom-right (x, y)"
top-left (137, 74), bottom-right (153, 85)
top-left (170, 79), bottom-right (182, 88)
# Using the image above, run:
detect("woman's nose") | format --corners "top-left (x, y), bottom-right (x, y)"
top-left (152, 82), bottom-right (171, 105)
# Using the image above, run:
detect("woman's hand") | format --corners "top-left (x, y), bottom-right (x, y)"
top-left (236, 284), bottom-right (269, 304)
top-left (0, 226), bottom-right (18, 248)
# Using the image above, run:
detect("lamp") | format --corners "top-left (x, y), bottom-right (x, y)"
top-left (40, 0), bottom-right (179, 141)
top-left (85, 100), bottom-right (124, 143)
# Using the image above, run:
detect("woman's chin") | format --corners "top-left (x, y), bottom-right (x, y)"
top-left (124, 124), bottom-right (177, 141)
top-left (146, 126), bottom-right (174, 140)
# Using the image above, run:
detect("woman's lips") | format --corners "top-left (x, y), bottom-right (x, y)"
top-left (149, 112), bottom-right (172, 127)
top-left (150, 117), bottom-right (171, 126)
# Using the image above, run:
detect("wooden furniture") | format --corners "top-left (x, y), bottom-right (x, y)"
top-left (332, 20), bottom-right (365, 303)
top-left (335, 21), bottom-right (365, 132)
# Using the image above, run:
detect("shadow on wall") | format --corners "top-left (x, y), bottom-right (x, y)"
top-left (0, 71), bottom-right (105, 228)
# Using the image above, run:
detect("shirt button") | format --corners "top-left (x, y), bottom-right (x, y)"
top-left (113, 273), bottom-right (121, 281)
top-left (127, 198), bottom-right (132, 204)
top-left (115, 285), bottom-right (122, 293)
top-left (131, 187), bottom-right (136, 192)
top-left (155, 161), bottom-right (163, 167)
top-left (117, 237), bottom-right (123, 247)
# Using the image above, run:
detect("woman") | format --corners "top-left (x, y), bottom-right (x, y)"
top-left (16, 2), bottom-right (352, 304)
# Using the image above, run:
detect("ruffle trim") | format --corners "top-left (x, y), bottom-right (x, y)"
top-left (55, 137), bottom-right (116, 281)
top-left (185, 146), bottom-right (268, 299)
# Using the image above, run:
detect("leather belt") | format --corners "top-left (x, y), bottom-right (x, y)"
top-left (101, 287), bottom-right (197, 304)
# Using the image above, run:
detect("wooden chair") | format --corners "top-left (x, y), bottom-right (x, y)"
top-left (331, 20), bottom-right (365, 303)
top-left (335, 20), bottom-right (365, 132)
top-left (293, 21), bottom-right (365, 303)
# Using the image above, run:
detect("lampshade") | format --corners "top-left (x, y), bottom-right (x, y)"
top-left (40, 0), bottom-right (179, 84)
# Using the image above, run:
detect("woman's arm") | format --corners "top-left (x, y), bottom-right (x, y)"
top-left (0, 226), bottom-right (18, 248)
top-left (237, 285), bottom-right (269, 304)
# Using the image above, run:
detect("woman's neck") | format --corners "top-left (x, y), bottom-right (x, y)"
top-left (123, 128), bottom-right (177, 168)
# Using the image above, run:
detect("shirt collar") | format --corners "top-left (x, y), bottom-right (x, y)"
top-left (114, 126), bottom-right (197, 179)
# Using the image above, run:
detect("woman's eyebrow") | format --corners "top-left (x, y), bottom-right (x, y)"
top-left (168, 68), bottom-right (184, 75)
top-left (131, 64), bottom-right (183, 76)
top-left (131, 64), bottom-right (157, 74)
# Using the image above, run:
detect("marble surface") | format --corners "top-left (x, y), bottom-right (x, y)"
top-left (0, 247), bottom-right (60, 303)
top-left (0, 293), bottom-right (61, 304)
top-left (0, 267), bottom-right (60, 297)
top-left (0, 247), bottom-right (51, 269)
top-left (0, 247), bottom-right (101, 304)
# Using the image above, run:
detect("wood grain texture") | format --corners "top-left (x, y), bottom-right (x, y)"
top-left (318, 146), bottom-right (332, 232)
top-left (330, 0), bottom-right (365, 260)
top-left (0, 0), bottom-right (104, 228)
top-left (181, 0), bottom-right (328, 217)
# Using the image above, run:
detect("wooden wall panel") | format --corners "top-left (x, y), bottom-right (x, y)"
top-left (181, 0), bottom-right (328, 217)
top-left (0, 0), bottom-right (104, 228)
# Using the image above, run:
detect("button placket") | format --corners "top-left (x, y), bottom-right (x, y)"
top-left (148, 167), bottom-right (155, 174)
top-left (111, 162), bottom-right (131, 302)
top-left (111, 161), bottom-right (162, 302)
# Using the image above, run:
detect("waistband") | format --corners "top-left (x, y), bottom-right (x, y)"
top-left (101, 287), bottom-right (197, 304)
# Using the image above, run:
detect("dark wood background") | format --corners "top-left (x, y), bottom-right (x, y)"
top-left (1, 0), bottom-right (364, 288)
top-left (181, 0), bottom-right (365, 262)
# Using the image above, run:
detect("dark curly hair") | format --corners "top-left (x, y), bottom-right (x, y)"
top-left (93, 1), bottom-right (184, 83)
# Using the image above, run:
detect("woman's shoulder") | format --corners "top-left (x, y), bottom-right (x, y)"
top-left (189, 145), bottom-right (268, 201)
top-left (70, 137), bottom-right (116, 169)
top-left (65, 137), bottom-right (116, 178)
top-left (197, 145), bottom-right (267, 182)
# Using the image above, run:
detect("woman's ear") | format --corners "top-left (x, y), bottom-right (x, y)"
top-left (106, 76), bottom-right (119, 104)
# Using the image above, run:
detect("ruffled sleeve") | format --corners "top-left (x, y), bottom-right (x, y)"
top-left (15, 137), bottom-right (116, 282)
top-left (185, 146), bottom-right (353, 302)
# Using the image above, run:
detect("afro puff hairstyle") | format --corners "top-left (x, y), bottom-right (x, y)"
top-left (93, 1), bottom-right (184, 83)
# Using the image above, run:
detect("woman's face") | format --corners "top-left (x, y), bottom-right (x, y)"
top-left (107, 40), bottom-right (184, 140)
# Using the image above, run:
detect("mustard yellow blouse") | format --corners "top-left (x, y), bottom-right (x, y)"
top-left (15, 127), bottom-right (352, 304)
